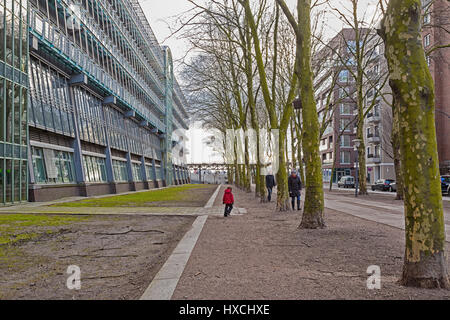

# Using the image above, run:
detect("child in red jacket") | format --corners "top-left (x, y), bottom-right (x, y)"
top-left (222, 187), bottom-right (234, 217)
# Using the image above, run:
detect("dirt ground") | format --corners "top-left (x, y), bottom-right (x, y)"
top-left (0, 214), bottom-right (195, 300)
top-left (173, 185), bottom-right (450, 300)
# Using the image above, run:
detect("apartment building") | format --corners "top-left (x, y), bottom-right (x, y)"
top-left (1, 0), bottom-right (190, 204)
top-left (363, 40), bottom-right (395, 184)
top-left (422, 0), bottom-right (450, 174)
top-left (315, 29), bottom-right (358, 183)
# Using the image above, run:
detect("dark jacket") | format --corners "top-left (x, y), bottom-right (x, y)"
top-left (223, 188), bottom-right (234, 204)
top-left (288, 175), bottom-right (302, 195)
top-left (265, 175), bottom-right (276, 188)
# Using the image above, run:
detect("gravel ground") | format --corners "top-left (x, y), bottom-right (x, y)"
top-left (173, 185), bottom-right (450, 300)
top-left (0, 214), bottom-right (195, 300)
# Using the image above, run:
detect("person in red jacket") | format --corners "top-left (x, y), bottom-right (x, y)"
top-left (222, 187), bottom-right (234, 217)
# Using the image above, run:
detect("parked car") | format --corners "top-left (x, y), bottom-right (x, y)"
top-left (371, 179), bottom-right (396, 192)
top-left (389, 182), bottom-right (397, 192)
top-left (442, 176), bottom-right (450, 195)
top-left (338, 176), bottom-right (355, 188)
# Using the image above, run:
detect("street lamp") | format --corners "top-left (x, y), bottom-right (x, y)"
top-left (293, 97), bottom-right (302, 110)
top-left (353, 139), bottom-right (362, 197)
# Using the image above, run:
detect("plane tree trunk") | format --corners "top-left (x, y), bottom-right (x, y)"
top-left (380, 0), bottom-right (449, 288)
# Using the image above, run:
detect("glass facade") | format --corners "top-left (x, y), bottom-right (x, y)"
top-left (32, 146), bottom-right (75, 183)
top-left (145, 164), bottom-right (154, 181)
top-left (0, 0), bottom-right (28, 204)
top-left (112, 159), bottom-right (128, 182)
top-left (2, 0), bottom-right (190, 204)
top-left (132, 162), bottom-right (142, 181)
top-left (83, 155), bottom-right (107, 183)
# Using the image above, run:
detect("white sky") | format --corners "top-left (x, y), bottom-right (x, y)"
top-left (138, 0), bottom-right (378, 163)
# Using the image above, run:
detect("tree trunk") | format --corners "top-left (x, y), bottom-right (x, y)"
top-left (297, 0), bottom-right (325, 228)
top-left (277, 129), bottom-right (291, 211)
top-left (380, 0), bottom-right (449, 288)
top-left (356, 120), bottom-right (368, 195)
top-left (391, 95), bottom-right (404, 200)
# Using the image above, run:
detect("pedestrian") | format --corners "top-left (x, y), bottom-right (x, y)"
top-left (288, 170), bottom-right (302, 211)
top-left (222, 187), bottom-right (234, 217)
top-left (265, 172), bottom-right (276, 202)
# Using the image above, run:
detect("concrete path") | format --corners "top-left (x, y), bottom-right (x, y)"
top-left (140, 185), bottom-right (222, 300)
top-left (324, 192), bottom-right (450, 240)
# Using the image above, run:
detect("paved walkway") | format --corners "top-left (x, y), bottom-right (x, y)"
top-left (324, 192), bottom-right (450, 241)
top-left (171, 186), bottom-right (450, 299)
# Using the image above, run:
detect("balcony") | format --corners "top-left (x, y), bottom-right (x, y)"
top-left (367, 133), bottom-right (381, 143)
top-left (367, 154), bottom-right (381, 163)
top-left (367, 112), bottom-right (381, 123)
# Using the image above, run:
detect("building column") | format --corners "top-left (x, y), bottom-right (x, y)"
top-left (68, 76), bottom-right (88, 196)
top-left (152, 158), bottom-right (159, 188)
top-left (126, 152), bottom-right (136, 191)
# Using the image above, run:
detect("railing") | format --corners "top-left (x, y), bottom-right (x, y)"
top-left (30, 12), bottom-right (166, 132)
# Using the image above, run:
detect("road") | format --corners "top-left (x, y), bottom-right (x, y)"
top-left (325, 183), bottom-right (450, 201)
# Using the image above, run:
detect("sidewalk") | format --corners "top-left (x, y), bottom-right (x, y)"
top-left (171, 186), bottom-right (450, 299)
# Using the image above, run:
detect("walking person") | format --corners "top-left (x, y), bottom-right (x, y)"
top-left (222, 187), bottom-right (234, 217)
top-left (288, 170), bottom-right (302, 211)
top-left (265, 172), bottom-right (276, 202)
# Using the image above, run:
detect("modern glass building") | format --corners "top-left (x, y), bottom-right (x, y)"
top-left (0, 0), bottom-right (29, 204)
top-left (0, 0), bottom-right (189, 204)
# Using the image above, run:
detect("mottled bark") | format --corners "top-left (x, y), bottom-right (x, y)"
top-left (296, 0), bottom-right (325, 228)
top-left (380, 0), bottom-right (449, 288)
top-left (391, 95), bottom-right (404, 200)
top-left (277, 129), bottom-right (290, 210)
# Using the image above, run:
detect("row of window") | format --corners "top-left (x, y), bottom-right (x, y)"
top-left (0, 157), bottom-right (27, 203)
top-left (28, 58), bottom-right (163, 157)
top-left (0, 77), bottom-right (27, 146)
top-left (0, 0), bottom-right (28, 72)
top-left (30, 145), bottom-right (180, 185)
top-left (29, 57), bottom-right (75, 136)
top-left (73, 87), bottom-right (107, 146)
top-left (30, 0), bottom-right (165, 117)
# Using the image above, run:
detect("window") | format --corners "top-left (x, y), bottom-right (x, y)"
top-left (83, 155), bottom-right (107, 183)
top-left (374, 145), bottom-right (380, 158)
top-left (340, 104), bottom-right (352, 115)
top-left (426, 55), bottom-right (431, 67)
top-left (145, 165), bottom-right (154, 181)
top-left (424, 34), bottom-right (431, 47)
top-left (424, 13), bottom-right (431, 25)
top-left (373, 64), bottom-right (379, 75)
top-left (340, 151), bottom-right (351, 164)
top-left (340, 135), bottom-right (351, 147)
top-left (113, 160), bottom-right (128, 182)
top-left (340, 118), bottom-right (351, 132)
top-left (32, 147), bottom-right (76, 184)
top-left (374, 126), bottom-right (380, 137)
top-left (132, 163), bottom-right (143, 181)
top-left (339, 70), bottom-right (348, 82)
top-left (338, 88), bottom-right (348, 99)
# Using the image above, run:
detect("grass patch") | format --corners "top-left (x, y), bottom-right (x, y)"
top-left (0, 214), bottom-right (89, 246)
top-left (0, 214), bottom-right (89, 266)
top-left (53, 184), bottom-right (215, 208)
